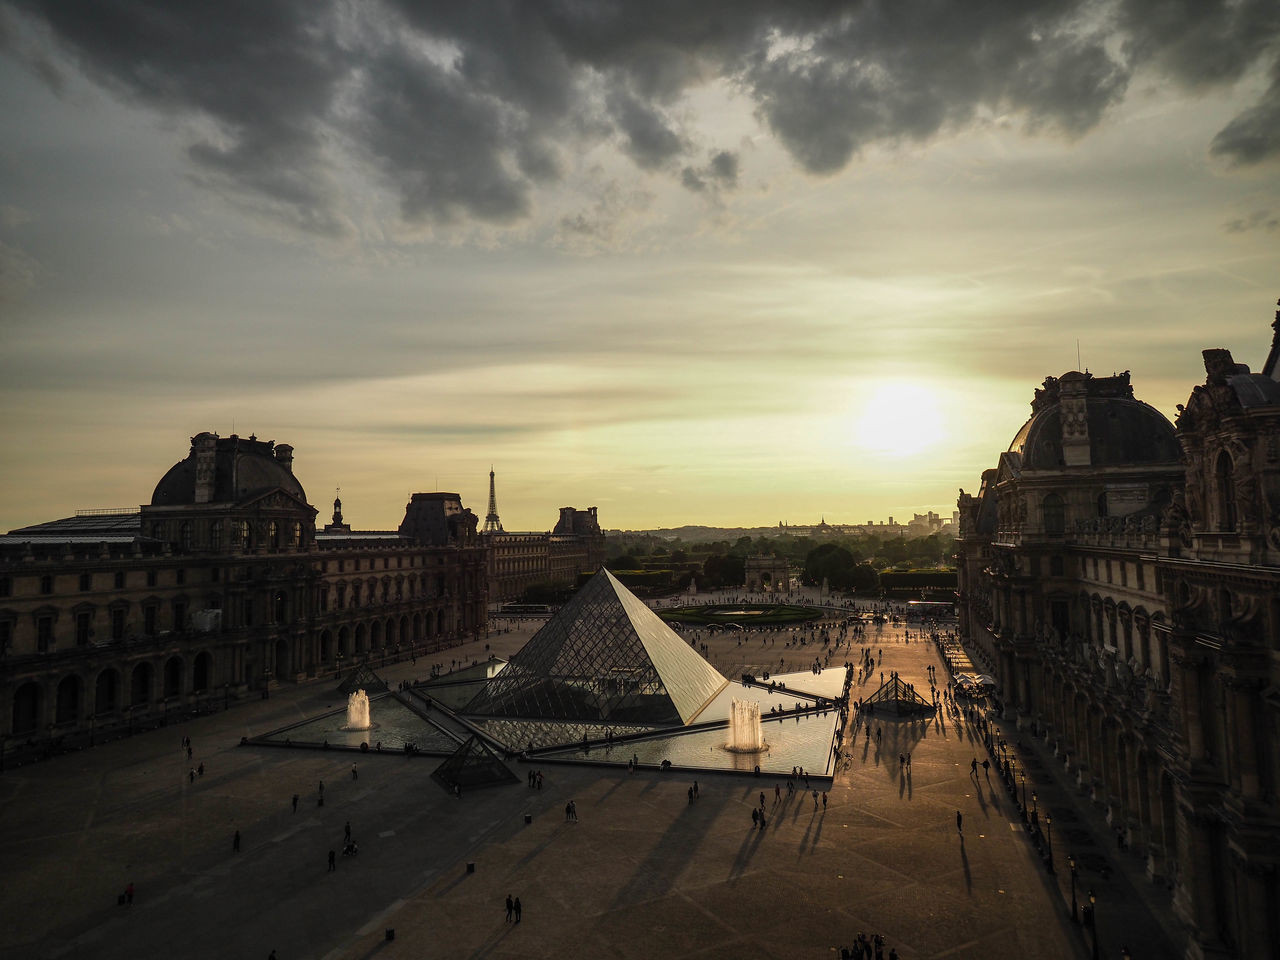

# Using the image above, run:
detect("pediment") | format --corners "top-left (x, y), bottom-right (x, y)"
top-left (239, 488), bottom-right (315, 514)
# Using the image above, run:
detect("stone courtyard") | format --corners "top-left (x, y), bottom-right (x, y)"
top-left (0, 595), bottom-right (1174, 960)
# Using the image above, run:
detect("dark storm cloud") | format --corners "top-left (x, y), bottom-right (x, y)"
top-left (11, 0), bottom-right (350, 235)
top-left (681, 150), bottom-right (739, 194)
top-left (7, 0), bottom-right (1278, 234)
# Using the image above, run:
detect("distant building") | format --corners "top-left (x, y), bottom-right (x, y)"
top-left (955, 306), bottom-right (1280, 960)
top-left (0, 433), bottom-right (487, 752)
top-left (479, 473), bottom-right (605, 602)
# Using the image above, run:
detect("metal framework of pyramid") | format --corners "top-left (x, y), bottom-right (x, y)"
top-left (336, 664), bottom-right (388, 695)
top-left (863, 674), bottom-right (936, 717)
top-left (464, 568), bottom-right (729, 726)
top-left (430, 735), bottom-right (518, 792)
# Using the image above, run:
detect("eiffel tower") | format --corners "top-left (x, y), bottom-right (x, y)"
top-left (482, 466), bottom-right (503, 533)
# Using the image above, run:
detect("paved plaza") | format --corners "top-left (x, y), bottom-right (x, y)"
top-left (0, 595), bottom-right (1175, 960)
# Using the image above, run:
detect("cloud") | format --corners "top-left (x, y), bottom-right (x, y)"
top-left (0, 204), bottom-right (32, 228)
top-left (681, 149), bottom-right (739, 197)
top-left (1223, 209), bottom-right (1280, 233)
top-left (6, 0), bottom-right (1278, 234)
top-left (1210, 66), bottom-right (1280, 165)
top-left (0, 239), bottom-right (39, 300)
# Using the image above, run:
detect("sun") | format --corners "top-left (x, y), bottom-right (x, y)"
top-left (851, 380), bottom-right (946, 457)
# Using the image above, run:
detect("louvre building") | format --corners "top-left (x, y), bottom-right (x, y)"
top-left (0, 433), bottom-right (488, 760)
top-left (955, 307), bottom-right (1280, 959)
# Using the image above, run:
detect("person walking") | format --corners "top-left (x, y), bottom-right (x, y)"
top-left (125, 882), bottom-right (134, 905)
top-left (292, 793), bottom-right (299, 813)
top-left (328, 849), bottom-right (336, 872)
top-left (956, 810), bottom-right (963, 833)
top-left (351, 762), bottom-right (358, 781)
top-left (344, 821), bottom-right (351, 843)
top-left (513, 897), bottom-right (522, 922)
top-left (505, 894), bottom-right (514, 922)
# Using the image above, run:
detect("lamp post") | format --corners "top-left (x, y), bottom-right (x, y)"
top-left (1068, 855), bottom-right (1078, 922)
top-left (1020, 771), bottom-right (1027, 816)
top-left (1088, 889), bottom-right (1099, 960)
top-left (1045, 813), bottom-right (1054, 872)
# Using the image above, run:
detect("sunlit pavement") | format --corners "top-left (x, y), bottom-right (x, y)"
top-left (0, 596), bottom-right (1176, 959)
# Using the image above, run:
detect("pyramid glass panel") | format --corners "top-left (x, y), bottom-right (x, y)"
top-left (464, 569), bottom-right (727, 725)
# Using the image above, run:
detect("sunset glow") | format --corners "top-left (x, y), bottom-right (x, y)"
top-left (1, 4), bottom-right (1276, 531)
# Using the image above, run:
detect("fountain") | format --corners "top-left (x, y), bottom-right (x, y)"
top-left (344, 689), bottom-right (372, 731)
top-left (725, 698), bottom-right (767, 753)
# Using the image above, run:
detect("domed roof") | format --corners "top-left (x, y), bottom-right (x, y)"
top-left (151, 434), bottom-right (307, 506)
top-left (1008, 371), bottom-right (1179, 469)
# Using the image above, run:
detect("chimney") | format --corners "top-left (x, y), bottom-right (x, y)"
top-left (275, 443), bottom-right (294, 473)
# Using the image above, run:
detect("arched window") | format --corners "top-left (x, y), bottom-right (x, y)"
top-left (1042, 493), bottom-right (1065, 535)
top-left (268, 520), bottom-right (280, 550)
top-left (210, 521), bottom-right (222, 550)
top-left (1216, 452), bottom-right (1236, 532)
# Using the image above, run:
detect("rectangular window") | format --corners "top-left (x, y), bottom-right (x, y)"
top-left (173, 601), bottom-right (186, 633)
top-left (80, 572), bottom-right (92, 591)
top-left (111, 608), bottom-right (125, 640)
top-left (212, 567), bottom-right (220, 582)
top-left (76, 611), bottom-right (91, 645)
top-left (40, 574), bottom-right (53, 595)
top-left (176, 568), bottom-right (185, 586)
top-left (0, 577), bottom-right (10, 598)
top-left (242, 597), bottom-right (253, 627)
top-left (1120, 563), bottom-right (1128, 587)
top-left (1105, 559), bottom-right (1112, 583)
top-left (114, 571), bottom-right (125, 589)
top-left (1050, 555), bottom-right (1064, 577)
top-left (147, 569), bottom-right (157, 587)
top-left (0, 620), bottom-right (11, 653)
top-left (338, 559), bottom-right (345, 573)
top-left (319, 587), bottom-right (329, 612)
top-left (38, 615), bottom-right (53, 651)
top-left (144, 606), bottom-right (157, 636)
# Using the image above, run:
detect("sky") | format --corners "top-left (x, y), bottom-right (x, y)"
top-left (1, 1), bottom-right (1277, 534)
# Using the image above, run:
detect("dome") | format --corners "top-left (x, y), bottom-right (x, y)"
top-left (151, 434), bottom-right (307, 506)
top-left (1008, 371), bottom-right (1179, 469)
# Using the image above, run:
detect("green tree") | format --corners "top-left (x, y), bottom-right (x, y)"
top-left (702, 553), bottom-right (745, 588)
top-left (803, 543), bottom-right (858, 590)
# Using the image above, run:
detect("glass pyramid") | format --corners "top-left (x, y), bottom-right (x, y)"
top-left (430, 735), bottom-right (519, 792)
top-left (336, 664), bottom-right (388, 694)
top-left (464, 569), bottom-right (728, 725)
top-left (863, 674), bottom-right (936, 717)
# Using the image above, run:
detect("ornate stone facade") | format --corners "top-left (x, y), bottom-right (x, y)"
top-left (482, 506), bottom-right (606, 603)
top-left (956, 307), bottom-right (1280, 959)
top-left (0, 433), bottom-right (487, 761)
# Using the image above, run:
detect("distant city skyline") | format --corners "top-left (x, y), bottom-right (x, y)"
top-left (2, 3), bottom-right (1276, 534)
